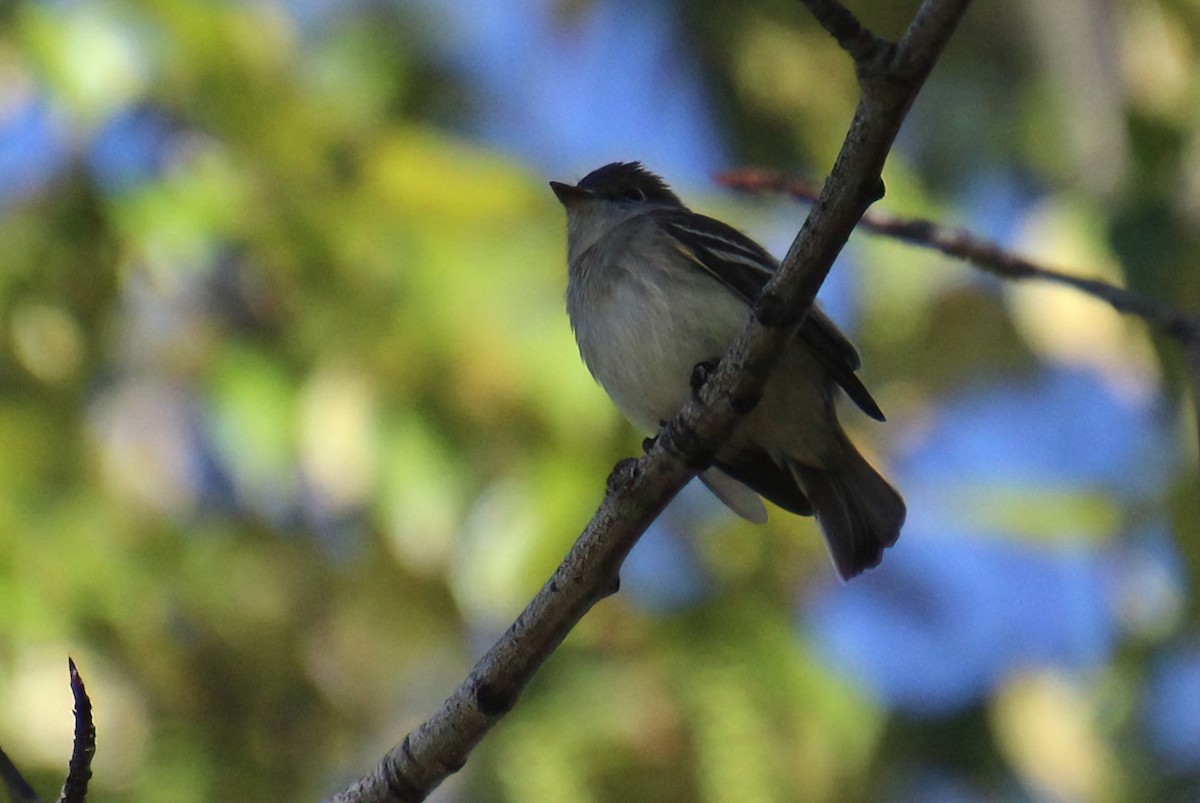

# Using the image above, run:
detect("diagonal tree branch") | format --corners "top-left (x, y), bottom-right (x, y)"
top-left (328, 2), bottom-right (974, 800)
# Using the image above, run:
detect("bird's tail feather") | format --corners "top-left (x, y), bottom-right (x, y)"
top-left (789, 449), bottom-right (905, 580)
top-left (699, 468), bottom-right (768, 524)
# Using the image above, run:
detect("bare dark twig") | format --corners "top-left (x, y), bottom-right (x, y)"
top-left (798, 0), bottom-right (891, 67)
top-left (328, 2), bottom-right (974, 800)
top-left (718, 169), bottom-right (1200, 345)
top-left (0, 748), bottom-right (42, 803)
top-left (0, 660), bottom-right (96, 803)
top-left (56, 659), bottom-right (94, 803)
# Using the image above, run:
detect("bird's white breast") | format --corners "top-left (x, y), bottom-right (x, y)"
top-left (570, 241), bottom-right (749, 434)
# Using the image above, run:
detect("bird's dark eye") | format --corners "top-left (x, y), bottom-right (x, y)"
top-left (622, 187), bottom-right (646, 202)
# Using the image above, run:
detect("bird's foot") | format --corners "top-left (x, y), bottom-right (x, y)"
top-left (642, 420), bottom-right (669, 454)
top-left (690, 360), bottom-right (719, 395)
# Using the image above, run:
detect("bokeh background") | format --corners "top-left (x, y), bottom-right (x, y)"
top-left (1, 0), bottom-right (1199, 800)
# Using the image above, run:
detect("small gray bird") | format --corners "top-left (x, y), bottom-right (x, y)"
top-left (550, 162), bottom-right (904, 579)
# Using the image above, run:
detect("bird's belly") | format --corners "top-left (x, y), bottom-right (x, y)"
top-left (576, 276), bottom-right (749, 433)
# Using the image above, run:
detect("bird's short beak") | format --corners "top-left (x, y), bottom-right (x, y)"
top-left (549, 181), bottom-right (593, 207)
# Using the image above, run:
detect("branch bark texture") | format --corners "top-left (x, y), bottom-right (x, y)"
top-left (329, 2), bottom-right (973, 800)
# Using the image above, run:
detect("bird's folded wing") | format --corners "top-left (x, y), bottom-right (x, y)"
top-left (656, 210), bottom-right (885, 421)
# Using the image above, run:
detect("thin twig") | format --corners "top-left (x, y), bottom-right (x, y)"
top-left (717, 169), bottom-right (1200, 345)
top-left (798, 0), bottom-right (891, 67)
top-left (56, 659), bottom-right (94, 803)
top-left (0, 660), bottom-right (95, 803)
top-left (0, 748), bottom-right (42, 803)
